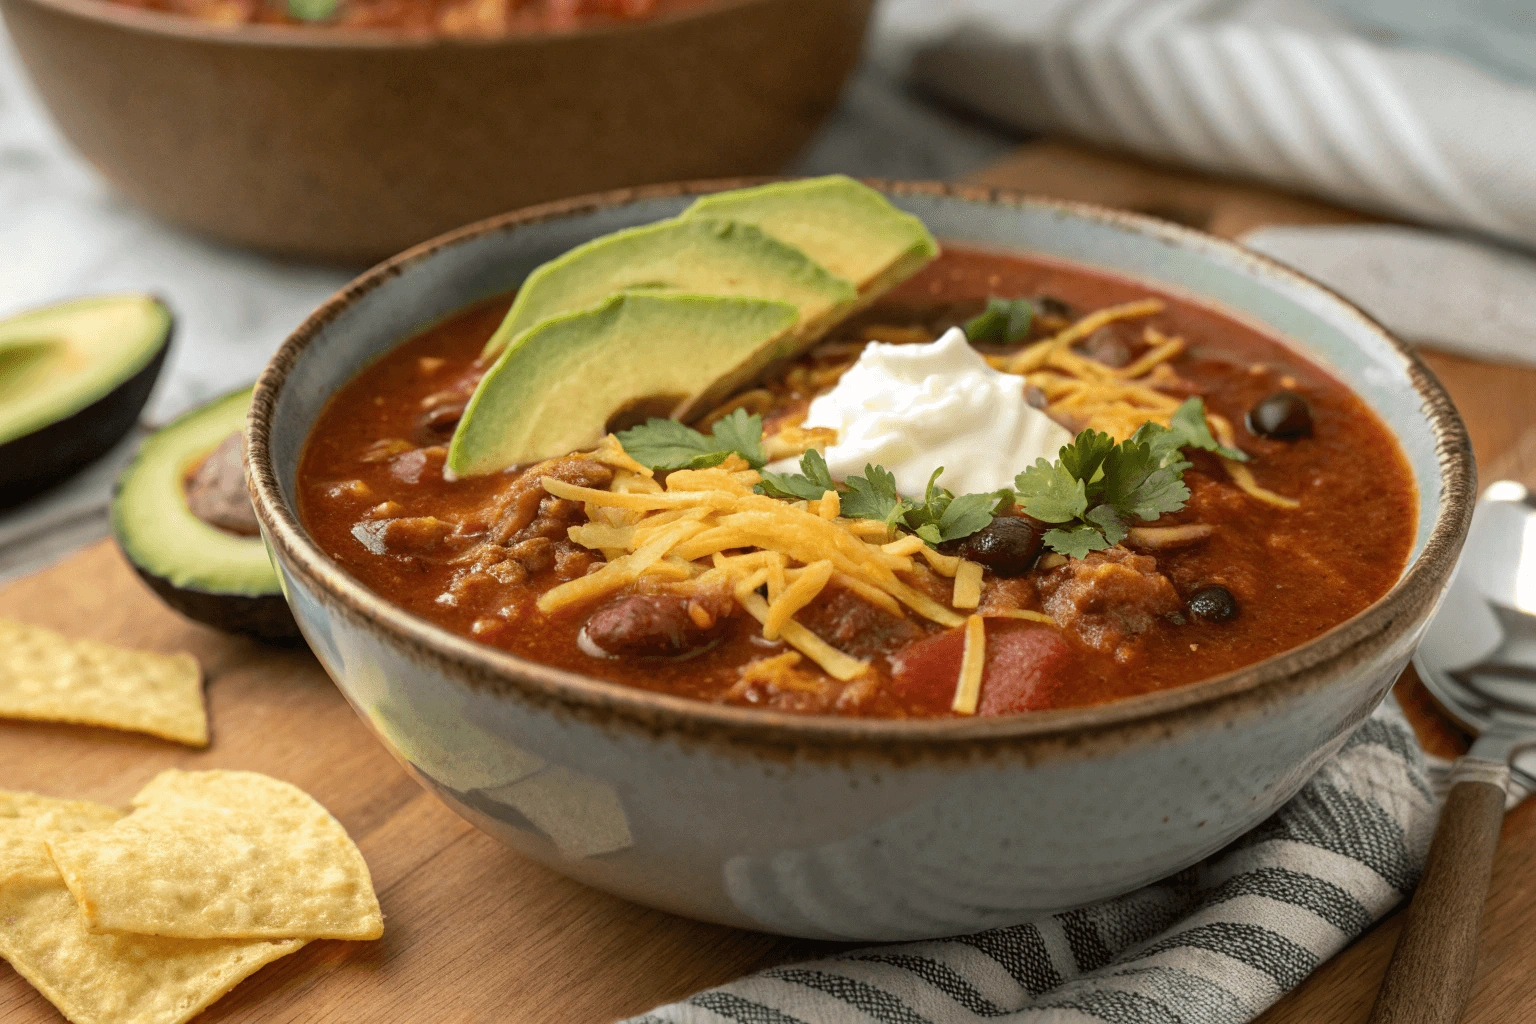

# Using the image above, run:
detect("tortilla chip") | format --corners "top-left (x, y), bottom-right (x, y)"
top-left (0, 789), bottom-right (124, 831)
top-left (0, 794), bottom-right (300, 1024)
top-left (0, 880), bottom-right (303, 1024)
top-left (0, 619), bottom-right (206, 746)
top-left (47, 770), bottom-right (383, 941)
top-left (0, 794), bottom-right (120, 885)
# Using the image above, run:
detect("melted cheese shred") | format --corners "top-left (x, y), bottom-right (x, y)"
top-left (990, 298), bottom-right (1298, 509)
top-left (952, 560), bottom-right (983, 610)
top-left (539, 458), bottom-right (990, 681)
top-left (951, 615), bottom-right (987, 715)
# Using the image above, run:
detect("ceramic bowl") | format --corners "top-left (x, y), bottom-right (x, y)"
top-left (247, 181), bottom-right (1473, 940)
top-left (0, 0), bottom-right (871, 264)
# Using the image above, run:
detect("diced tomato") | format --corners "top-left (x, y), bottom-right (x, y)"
top-left (889, 622), bottom-right (1076, 716)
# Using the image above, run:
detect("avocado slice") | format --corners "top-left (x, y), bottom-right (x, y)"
top-left (112, 387), bottom-right (299, 642)
top-left (448, 293), bottom-right (800, 477)
top-left (478, 217), bottom-right (856, 360)
top-left (681, 175), bottom-right (939, 298)
top-left (0, 294), bottom-right (172, 506)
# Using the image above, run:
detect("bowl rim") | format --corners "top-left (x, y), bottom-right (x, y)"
top-left (2, 0), bottom-right (772, 48)
top-left (247, 177), bottom-right (1475, 750)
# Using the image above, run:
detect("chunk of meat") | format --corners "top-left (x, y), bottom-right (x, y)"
top-left (1038, 547), bottom-right (1182, 658)
top-left (483, 457), bottom-right (613, 544)
top-left (184, 432), bottom-right (260, 537)
top-left (584, 594), bottom-right (723, 656)
top-left (794, 583), bottom-right (923, 660)
top-left (351, 516), bottom-right (453, 556)
top-left (889, 622), bottom-right (1076, 715)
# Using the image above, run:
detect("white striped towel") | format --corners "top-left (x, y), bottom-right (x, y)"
top-left (625, 700), bottom-right (1481, 1024)
top-left (875, 0), bottom-right (1536, 253)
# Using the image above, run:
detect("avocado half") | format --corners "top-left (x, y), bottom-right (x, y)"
top-left (112, 387), bottom-right (300, 642)
top-left (0, 294), bottom-right (172, 507)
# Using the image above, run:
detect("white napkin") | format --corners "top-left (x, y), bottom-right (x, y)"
top-left (881, 0), bottom-right (1536, 252)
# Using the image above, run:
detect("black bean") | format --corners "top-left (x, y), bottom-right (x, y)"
top-left (1247, 391), bottom-right (1312, 440)
top-left (1188, 584), bottom-right (1239, 623)
top-left (955, 516), bottom-right (1044, 577)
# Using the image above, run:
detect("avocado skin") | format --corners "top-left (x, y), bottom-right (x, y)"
top-left (129, 562), bottom-right (302, 643)
top-left (0, 331), bottom-right (170, 509)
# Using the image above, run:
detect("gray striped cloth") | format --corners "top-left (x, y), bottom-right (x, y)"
top-left (626, 700), bottom-right (1447, 1024)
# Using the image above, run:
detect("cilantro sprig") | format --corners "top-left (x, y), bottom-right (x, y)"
top-left (616, 409), bottom-right (766, 471)
top-left (1013, 397), bottom-right (1245, 558)
top-left (616, 396), bottom-right (1245, 560)
top-left (964, 297), bottom-right (1034, 343)
top-left (761, 453), bottom-right (1005, 544)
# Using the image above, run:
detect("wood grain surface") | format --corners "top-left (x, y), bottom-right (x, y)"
top-left (1366, 778), bottom-right (1508, 1024)
top-left (2, 140), bottom-right (1535, 1023)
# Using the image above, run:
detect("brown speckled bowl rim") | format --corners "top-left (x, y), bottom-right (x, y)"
top-left (248, 178), bottom-right (1475, 755)
top-left (7, 0), bottom-right (760, 47)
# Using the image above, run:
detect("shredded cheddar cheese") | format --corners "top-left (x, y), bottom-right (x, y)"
top-left (952, 560), bottom-right (983, 610)
top-left (951, 615), bottom-right (987, 714)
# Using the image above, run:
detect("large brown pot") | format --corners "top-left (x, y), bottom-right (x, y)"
top-left (0, 0), bottom-right (872, 263)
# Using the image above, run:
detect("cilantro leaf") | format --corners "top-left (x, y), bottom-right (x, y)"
top-left (706, 408), bottom-right (767, 468)
top-left (1015, 411), bottom-right (1202, 559)
top-left (841, 464), bottom-right (910, 527)
top-left (1013, 458), bottom-right (1088, 523)
top-left (757, 449), bottom-right (837, 501)
top-left (1159, 397), bottom-right (1248, 462)
top-left (1060, 428), bottom-right (1116, 486)
top-left (964, 297), bottom-right (1035, 343)
top-left (1042, 524), bottom-right (1114, 560)
top-left (616, 411), bottom-right (766, 471)
top-left (937, 491), bottom-right (1003, 541)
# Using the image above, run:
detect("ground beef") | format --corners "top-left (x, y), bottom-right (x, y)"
top-left (439, 457), bottom-right (612, 606)
top-left (184, 432), bottom-right (260, 537)
top-left (1038, 547), bottom-right (1182, 659)
top-left (484, 457), bottom-right (613, 544)
top-left (794, 583), bottom-right (924, 660)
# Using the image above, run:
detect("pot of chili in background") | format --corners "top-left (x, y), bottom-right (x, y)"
top-left (0, 0), bottom-right (871, 263)
top-left (246, 180), bottom-right (1473, 939)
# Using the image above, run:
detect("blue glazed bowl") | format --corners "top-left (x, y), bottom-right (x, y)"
top-left (248, 181), bottom-right (1472, 940)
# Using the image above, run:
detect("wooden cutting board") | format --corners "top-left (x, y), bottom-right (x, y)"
top-left (4, 140), bottom-right (1536, 1024)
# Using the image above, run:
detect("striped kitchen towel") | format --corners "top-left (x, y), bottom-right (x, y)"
top-left (626, 700), bottom-right (1448, 1024)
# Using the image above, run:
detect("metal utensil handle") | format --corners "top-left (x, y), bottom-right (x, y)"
top-left (1367, 757), bottom-right (1508, 1024)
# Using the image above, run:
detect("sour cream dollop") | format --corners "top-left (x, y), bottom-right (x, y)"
top-left (789, 327), bottom-right (1074, 497)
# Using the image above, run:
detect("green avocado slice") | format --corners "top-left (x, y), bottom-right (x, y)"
top-left (681, 175), bottom-right (939, 298)
top-left (478, 217), bottom-right (856, 360)
top-left (448, 293), bottom-right (800, 478)
top-left (0, 294), bottom-right (172, 505)
top-left (112, 387), bottom-right (298, 642)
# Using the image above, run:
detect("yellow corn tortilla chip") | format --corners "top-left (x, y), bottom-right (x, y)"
top-left (47, 769), bottom-right (383, 941)
top-left (0, 794), bottom-right (120, 885)
top-left (0, 788), bottom-right (124, 831)
top-left (0, 880), bottom-right (303, 1024)
top-left (0, 619), bottom-right (206, 746)
top-left (0, 796), bottom-right (301, 1024)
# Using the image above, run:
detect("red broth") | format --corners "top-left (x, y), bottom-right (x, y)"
top-left (297, 246), bottom-right (1417, 717)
